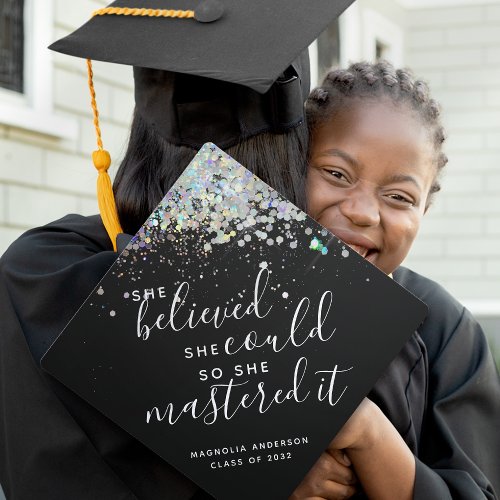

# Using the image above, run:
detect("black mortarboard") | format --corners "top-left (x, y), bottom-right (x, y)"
top-left (48, 0), bottom-right (354, 249)
top-left (49, 0), bottom-right (354, 147)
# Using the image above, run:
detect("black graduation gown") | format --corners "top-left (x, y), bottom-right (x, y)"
top-left (1, 214), bottom-right (499, 499)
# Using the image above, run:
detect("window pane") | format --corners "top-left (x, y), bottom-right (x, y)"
top-left (0, 0), bottom-right (24, 93)
top-left (317, 19), bottom-right (340, 83)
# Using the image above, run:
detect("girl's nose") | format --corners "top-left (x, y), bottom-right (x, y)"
top-left (338, 187), bottom-right (381, 227)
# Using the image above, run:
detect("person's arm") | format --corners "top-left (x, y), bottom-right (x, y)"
top-left (330, 307), bottom-right (500, 500)
top-left (289, 396), bottom-right (414, 500)
top-left (329, 398), bottom-right (415, 500)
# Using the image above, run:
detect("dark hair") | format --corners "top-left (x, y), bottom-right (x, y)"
top-left (306, 60), bottom-right (448, 205)
top-left (113, 111), bottom-right (308, 234)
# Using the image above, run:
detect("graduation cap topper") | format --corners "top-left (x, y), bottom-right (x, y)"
top-left (49, 0), bottom-right (355, 250)
top-left (42, 143), bottom-right (428, 499)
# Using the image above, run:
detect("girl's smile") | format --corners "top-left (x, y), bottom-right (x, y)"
top-left (307, 99), bottom-right (436, 275)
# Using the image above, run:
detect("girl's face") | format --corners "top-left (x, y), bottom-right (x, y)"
top-left (307, 99), bottom-right (436, 275)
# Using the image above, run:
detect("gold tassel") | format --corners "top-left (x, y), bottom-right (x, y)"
top-left (87, 59), bottom-right (122, 251)
top-left (92, 149), bottom-right (121, 251)
top-left (85, 9), bottom-right (196, 251)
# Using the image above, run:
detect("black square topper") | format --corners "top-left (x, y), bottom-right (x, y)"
top-left (42, 143), bottom-right (427, 499)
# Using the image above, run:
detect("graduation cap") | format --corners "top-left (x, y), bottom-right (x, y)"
top-left (42, 143), bottom-right (428, 499)
top-left (49, 0), bottom-right (355, 250)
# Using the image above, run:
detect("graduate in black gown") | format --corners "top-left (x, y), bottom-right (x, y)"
top-left (1, 5), bottom-right (500, 500)
top-left (290, 61), bottom-right (500, 499)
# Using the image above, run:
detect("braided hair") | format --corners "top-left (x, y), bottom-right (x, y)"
top-left (306, 60), bottom-right (448, 204)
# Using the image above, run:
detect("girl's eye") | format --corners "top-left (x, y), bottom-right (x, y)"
top-left (386, 193), bottom-right (415, 206)
top-left (322, 168), bottom-right (351, 184)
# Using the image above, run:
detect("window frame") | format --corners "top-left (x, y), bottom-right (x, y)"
top-left (0, 0), bottom-right (78, 139)
top-left (361, 9), bottom-right (404, 67)
top-left (338, 3), bottom-right (404, 68)
top-left (0, 0), bottom-right (25, 94)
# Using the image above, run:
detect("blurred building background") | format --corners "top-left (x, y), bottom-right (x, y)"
top-left (0, 1), bottom-right (499, 495)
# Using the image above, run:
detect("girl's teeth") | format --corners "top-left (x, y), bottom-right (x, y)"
top-left (348, 244), bottom-right (368, 258)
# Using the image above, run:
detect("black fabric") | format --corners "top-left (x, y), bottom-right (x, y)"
top-left (394, 267), bottom-right (500, 498)
top-left (48, 0), bottom-right (354, 148)
top-left (133, 55), bottom-right (309, 148)
top-left (1, 215), bottom-right (499, 499)
top-left (48, 0), bottom-right (353, 94)
top-left (0, 215), bottom-right (212, 500)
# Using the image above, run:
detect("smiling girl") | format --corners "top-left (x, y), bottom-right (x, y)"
top-left (291, 61), bottom-right (500, 499)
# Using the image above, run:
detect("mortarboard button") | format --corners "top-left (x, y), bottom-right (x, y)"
top-left (194, 0), bottom-right (224, 23)
top-left (49, 0), bottom-right (355, 94)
